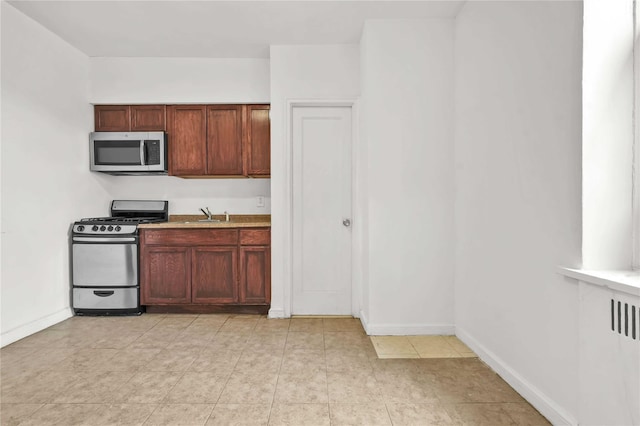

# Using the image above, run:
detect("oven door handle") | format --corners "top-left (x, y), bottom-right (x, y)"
top-left (73, 237), bottom-right (137, 243)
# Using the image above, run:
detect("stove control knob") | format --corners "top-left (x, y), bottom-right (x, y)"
top-left (107, 225), bottom-right (114, 232)
top-left (92, 225), bottom-right (98, 232)
top-left (77, 225), bottom-right (85, 232)
top-left (100, 225), bottom-right (106, 232)
top-left (115, 226), bottom-right (121, 232)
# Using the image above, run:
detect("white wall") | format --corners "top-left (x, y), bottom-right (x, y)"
top-left (1, 3), bottom-right (111, 345)
top-left (360, 20), bottom-right (455, 334)
top-left (583, 0), bottom-right (635, 270)
top-left (454, 2), bottom-right (582, 424)
top-left (93, 174), bottom-right (271, 215)
top-left (577, 282), bottom-right (640, 425)
top-left (90, 57), bottom-right (270, 104)
top-left (89, 57), bottom-right (271, 215)
top-left (269, 45), bottom-right (360, 317)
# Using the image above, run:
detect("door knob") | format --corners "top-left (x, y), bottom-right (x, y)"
top-left (343, 219), bottom-right (351, 227)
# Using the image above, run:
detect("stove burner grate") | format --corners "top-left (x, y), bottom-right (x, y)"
top-left (79, 216), bottom-right (165, 224)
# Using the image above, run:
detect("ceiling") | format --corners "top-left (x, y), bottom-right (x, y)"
top-left (7, 0), bottom-right (465, 58)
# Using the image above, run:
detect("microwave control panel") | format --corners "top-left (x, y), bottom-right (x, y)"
top-left (145, 140), bottom-right (161, 165)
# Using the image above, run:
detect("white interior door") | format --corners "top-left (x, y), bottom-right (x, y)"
top-left (292, 106), bottom-right (352, 315)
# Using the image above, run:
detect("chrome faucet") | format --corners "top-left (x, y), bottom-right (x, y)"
top-left (200, 207), bottom-right (213, 221)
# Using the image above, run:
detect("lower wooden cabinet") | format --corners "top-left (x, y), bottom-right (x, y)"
top-left (142, 246), bottom-right (191, 304)
top-left (192, 246), bottom-right (238, 303)
top-left (140, 228), bottom-right (270, 312)
top-left (239, 246), bottom-right (270, 304)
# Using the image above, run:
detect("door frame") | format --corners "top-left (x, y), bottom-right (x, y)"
top-left (283, 99), bottom-right (363, 318)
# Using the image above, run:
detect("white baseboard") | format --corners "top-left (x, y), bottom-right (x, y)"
top-left (268, 308), bottom-right (287, 319)
top-left (1, 307), bottom-right (73, 347)
top-left (359, 312), bottom-right (454, 335)
top-left (359, 310), bottom-right (370, 334)
top-left (456, 327), bottom-right (577, 426)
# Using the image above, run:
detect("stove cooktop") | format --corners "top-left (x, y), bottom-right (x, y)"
top-left (73, 217), bottom-right (167, 235)
top-left (78, 216), bottom-right (166, 225)
top-left (73, 200), bottom-right (169, 236)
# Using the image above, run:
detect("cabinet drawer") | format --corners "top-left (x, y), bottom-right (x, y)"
top-left (143, 229), bottom-right (238, 246)
top-left (239, 229), bottom-right (270, 245)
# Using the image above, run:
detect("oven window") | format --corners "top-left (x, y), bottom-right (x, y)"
top-left (94, 140), bottom-right (142, 165)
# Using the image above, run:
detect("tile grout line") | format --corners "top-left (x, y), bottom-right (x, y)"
top-left (383, 401), bottom-right (395, 426)
top-left (322, 322), bottom-right (331, 424)
top-left (151, 314), bottom-right (198, 423)
top-left (265, 326), bottom-right (291, 425)
top-left (161, 314), bottom-right (234, 425)
top-left (201, 323), bottom-right (243, 426)
top-left (407, 336), bottom-right (424, 359)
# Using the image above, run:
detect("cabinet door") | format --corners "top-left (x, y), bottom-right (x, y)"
top-left (94, 105), bottom-right (130, 131)
top-left (207, 105), bottom-right (243, 175)
top-left (239, 246), bottom-right (270, 304)
top-left (131, 105), bottom-right (166, 131)
top-left (244, 105), bottom-right (270, 176)
top-left (192, 246), bottom-right (238, 304)
top-left (141, 246), bottom-right (191, 304)
top-left (167, 105), bottom-right (207, 176)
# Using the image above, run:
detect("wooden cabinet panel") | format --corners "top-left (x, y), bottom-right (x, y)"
top-left (141, 227), bottom-right (270, 310)
top-left (192, 247), bottom-right (238, 303)
top-left (142, 246), bottom-right (191, 304)
top-left (131, 105), bottom-right (166, 131)
top-left (167, 105), bottom-right (207, 176)
top-left (239, 229), bottom-right (270, 245)
top-left (207, 105), bottom-right (243, 175)
top-left (94, 105), bottom-right (130, 131)
top-left (94, 103), bottom-right (270, 178)
top-left (143, 229), bottom-right (238, 246)
top-left (239, 246), bottom-right (270, 304)
top-left (244, 105), bottom-right (270, 176)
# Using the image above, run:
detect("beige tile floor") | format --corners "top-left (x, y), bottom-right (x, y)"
top-left (0, 314), bottom-right (549, 425)
top-left (370, 336), bottom-right (477, 359)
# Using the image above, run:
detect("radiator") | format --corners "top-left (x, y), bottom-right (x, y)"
top-left (611, 299), bottom-right (640, 341)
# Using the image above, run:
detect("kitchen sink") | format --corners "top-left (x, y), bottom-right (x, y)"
top-left (172, 220), bottom-right (232, 224)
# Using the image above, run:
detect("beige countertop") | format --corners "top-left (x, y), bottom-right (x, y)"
top-left (138, 214), bottom-right (271, 229)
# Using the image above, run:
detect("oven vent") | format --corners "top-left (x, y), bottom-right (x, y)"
top-left (611, 299), bottom-right (639, 340)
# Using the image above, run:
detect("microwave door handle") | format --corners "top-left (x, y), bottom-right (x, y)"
top-left (140, 141), bottom-right (146, 166)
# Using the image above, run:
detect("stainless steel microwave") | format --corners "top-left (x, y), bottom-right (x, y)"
top-left (89, 132), bottom-right (167, 175)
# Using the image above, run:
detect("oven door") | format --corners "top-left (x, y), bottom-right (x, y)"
top-left (72, 236), bottom-right (138, 287)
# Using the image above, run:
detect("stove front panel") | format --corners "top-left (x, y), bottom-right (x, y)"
top-left (72, 241), bottom-right (138, 287)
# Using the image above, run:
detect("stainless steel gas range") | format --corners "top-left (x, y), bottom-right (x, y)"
top-left (71, 200), bottom-right (168, 315)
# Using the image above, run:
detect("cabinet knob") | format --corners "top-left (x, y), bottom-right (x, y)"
top-left (343, 219), bottom-right (351, 227)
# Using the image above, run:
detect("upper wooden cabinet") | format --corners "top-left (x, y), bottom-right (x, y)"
top-left (94, 105), bottom-right (130, 131)
top-left (167, 105), bottom-right (207, 176)
top-left (95, 103), bottom-right (269, 178)
top-left (207, 105), bottom-right (244, 175)
top-left (94, 105), bottom-right (166, 132)
top-left (167, 104), bottom-right (270, 178)
top-left (244, 105), bottom-right (271, 176)
top-left (131, 105), bottom-right (166, 131)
